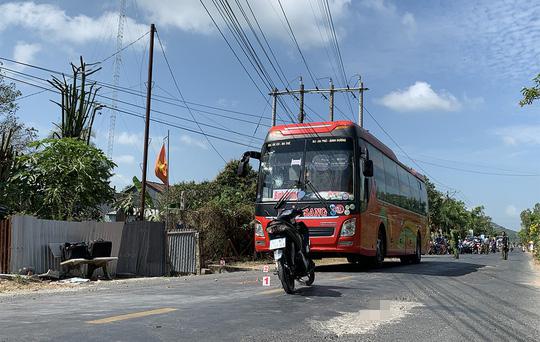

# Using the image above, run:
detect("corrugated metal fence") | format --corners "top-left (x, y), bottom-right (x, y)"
top-left (8, 216), bottom-right (124, 275)
top-left (116, 221), bottom-right (167, 277)
top-left (167, 230), bottom-right (199, 275)
top-left (1, 216), bottom-right (193, 278)
top-left (0, 219), bottom-right (10, 273)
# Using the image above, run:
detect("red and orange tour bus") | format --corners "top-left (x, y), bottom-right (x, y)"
top-left (241, 120), bottom-right (429, 265)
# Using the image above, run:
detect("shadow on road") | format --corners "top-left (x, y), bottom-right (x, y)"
top-left (294, 285), bottom-right (350, 297)
top-left (315, 259), bottom-right (485, 277)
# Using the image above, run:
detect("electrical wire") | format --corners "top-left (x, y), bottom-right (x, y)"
top-left (1, 73), bottom-right (261, 149)
top-left (155, 29), bottom-right (227, 162)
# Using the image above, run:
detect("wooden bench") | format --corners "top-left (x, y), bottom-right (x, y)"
top-left (60, 257), bottom-right (118, 280)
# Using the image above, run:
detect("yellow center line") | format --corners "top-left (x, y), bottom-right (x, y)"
top-left (259, 288), bottom-right (284, 295)
top-left (86, 308), bottom-right (177, 324)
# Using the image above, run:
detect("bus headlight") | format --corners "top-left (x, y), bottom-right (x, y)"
top-left (254, 221), bottom-right (264, 237)
top-left (340, 218), bottom-right (356, 237)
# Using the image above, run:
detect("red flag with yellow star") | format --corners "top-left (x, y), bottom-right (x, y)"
top-left (154, 143), bottom-right (168, 185)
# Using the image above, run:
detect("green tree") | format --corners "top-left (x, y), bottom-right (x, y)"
top-left (114, 176), bottom-right (157, 221)
top-left (159, 160), bottom-right (258, 261)
top-left (0, 69), bottom-right (36, 214)
top-left (48, 57), bottom-right (103, 144)
top-left (520, 74), bottom-right (540, 106)
top-left (519, 203), bottom-right (540, 260)
top-left (7, 138), bottom-right (116, 221)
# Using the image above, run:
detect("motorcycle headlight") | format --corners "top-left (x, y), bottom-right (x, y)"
top-left (254, 221), bottom-right (264, 237)
top-left (340, 218), bottom-right (356, 237)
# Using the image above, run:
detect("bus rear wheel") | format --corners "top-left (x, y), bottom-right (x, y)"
top-left (372, 230), bottom-right (385, 268)
top-left (411, 234), bottom-right (421, 264)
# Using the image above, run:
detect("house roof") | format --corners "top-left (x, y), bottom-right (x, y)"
top-left (146, 181), bottom-right (167, 193)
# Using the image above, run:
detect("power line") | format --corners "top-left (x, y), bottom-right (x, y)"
top-left (0, 56), bottom-right (275, 122)
top-left (0, 65), bottom-right (272, 131)
top-left (406, 157), bottom-right (540, 177)
top-left (155, 29), bottom-right (226, 163)
top-left (2, 71), bottom-right (264, 144)
top-left (99, 30), bottom-right (149, 64)
top-left (1, 72), bottom-right (260, 149)
top-left (362, 105), bottom-right (462, 192)
top-left (277, 0), bottom-right (316, 87)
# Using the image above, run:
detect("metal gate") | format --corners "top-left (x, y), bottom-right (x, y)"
top-left (167, 230), bottom-right (199, 275)
top-left (0, 219), bottom-right (11, 273)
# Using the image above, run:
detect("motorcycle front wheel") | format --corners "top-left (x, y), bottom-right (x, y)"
top-left (277, 259), bottom-right (295, 294)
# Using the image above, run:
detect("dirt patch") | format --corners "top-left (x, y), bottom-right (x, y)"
top-left (0, 278), bottom-right (85, 296)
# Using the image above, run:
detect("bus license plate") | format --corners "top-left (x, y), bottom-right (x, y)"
top-left (269, 238), bottom-right (286, 250)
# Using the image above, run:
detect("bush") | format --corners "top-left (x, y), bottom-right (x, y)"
top-left (159, 160), bottom-right (258, 262)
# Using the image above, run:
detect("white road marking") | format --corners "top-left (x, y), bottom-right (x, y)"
top-left (310, 300), bottom-right (423, 336)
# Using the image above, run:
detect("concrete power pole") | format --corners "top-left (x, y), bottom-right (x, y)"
top-left (140, 23), bottom-right (156, 221)
top-left (107, 0), bottom-right (127, 158)
top-left (298, 78), bottom-right (305, 123)
top-left (329, 79), bottom-right (334, 121)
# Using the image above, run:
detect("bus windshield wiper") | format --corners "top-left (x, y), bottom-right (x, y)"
top-left (274, 180), bottom-right (302, 210)
top-left (304, 180), bottom-right (331, 214)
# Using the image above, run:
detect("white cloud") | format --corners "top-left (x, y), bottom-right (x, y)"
top-left (110, 173), bottom-right (132, 190)
top-left (114, 154), bottom-right (135, 165)
top-left (401, 12), bottom-right (416, 36)
top-left (377, 81), bottom-right (461, 112)
top-left (493, 125), bottom-right (540, 146)
top-left (117, 132), bottom-right (141, 146)
top-left (179, 134), bottom-right (208, 150)
top-left (505, 205), bottom-right (518, 217)
top-left (0, 2), bottom-right (147, 46)
top-left (136, 0), bottom-right (351, 48)
top-left (361, 0), bottom-right (416, 35)
top-left (12, 41), bottom-right (41, 69)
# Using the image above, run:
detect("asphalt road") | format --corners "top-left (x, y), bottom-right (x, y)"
top-left (1, 251), bottom-right (539, 342)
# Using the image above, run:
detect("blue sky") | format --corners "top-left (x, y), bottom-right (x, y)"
top-left (1, 0), bottom-right (539, 230)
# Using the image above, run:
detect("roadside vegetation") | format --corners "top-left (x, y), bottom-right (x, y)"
top-left (518, 204), bottom-right (540, 261)
top-left (0, 58), bottom-right (115, 221)
top-left (426, 180), bottom-right (494, 238)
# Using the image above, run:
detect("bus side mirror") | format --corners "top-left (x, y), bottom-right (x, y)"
top-left (363, 159), bottom-right (374, 177)
top-left (237, 151), bottom-right (261, 177)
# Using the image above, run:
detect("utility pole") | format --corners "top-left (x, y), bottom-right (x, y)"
top-left (140, 23), bottom-right (155, 221)
top-left (271, 88), bottom-right (277, 126)
top-left (329, 78), bottom-right (334, 121)
top-left (359, 77), bottom-right (364, 128)
top-left (298, 78), bottom-right (305, 123)
top-left (270, 76), bottom-right (368, 124)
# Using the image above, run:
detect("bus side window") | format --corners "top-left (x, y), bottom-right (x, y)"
top-left (382, 155), bottom-right (400, 203)
top-left (397, 166), bottom-right (412, 209)
top-left (367, 145), bottom-right (386, 200)
top-left (409, 174), bottom-right (422, 214)
top-left (419, 181), bottom-right (428, 214)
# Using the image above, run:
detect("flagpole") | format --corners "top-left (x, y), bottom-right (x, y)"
top-left (167, 129), bottom-right (170, 189)
top-left (166, 129), bottom-right (170, 231)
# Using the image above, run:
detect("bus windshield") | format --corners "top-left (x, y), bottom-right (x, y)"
top-left (257, 138), bottom-right (354, 202)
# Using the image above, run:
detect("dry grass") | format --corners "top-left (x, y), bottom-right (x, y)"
top-left (0, 278), bottom-right (76, 295)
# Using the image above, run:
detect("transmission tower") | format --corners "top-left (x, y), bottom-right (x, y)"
top-left (107, 0), bottom-right (127, 157)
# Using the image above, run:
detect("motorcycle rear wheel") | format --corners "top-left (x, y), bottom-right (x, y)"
top-left (277, 259), bottom-right (295, 294)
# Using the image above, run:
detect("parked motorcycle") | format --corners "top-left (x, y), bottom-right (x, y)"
top-left (267, 206), bottom-right (315, 294)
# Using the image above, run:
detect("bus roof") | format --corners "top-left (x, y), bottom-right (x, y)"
top-left (267, 120), bottom-right (426, 182)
